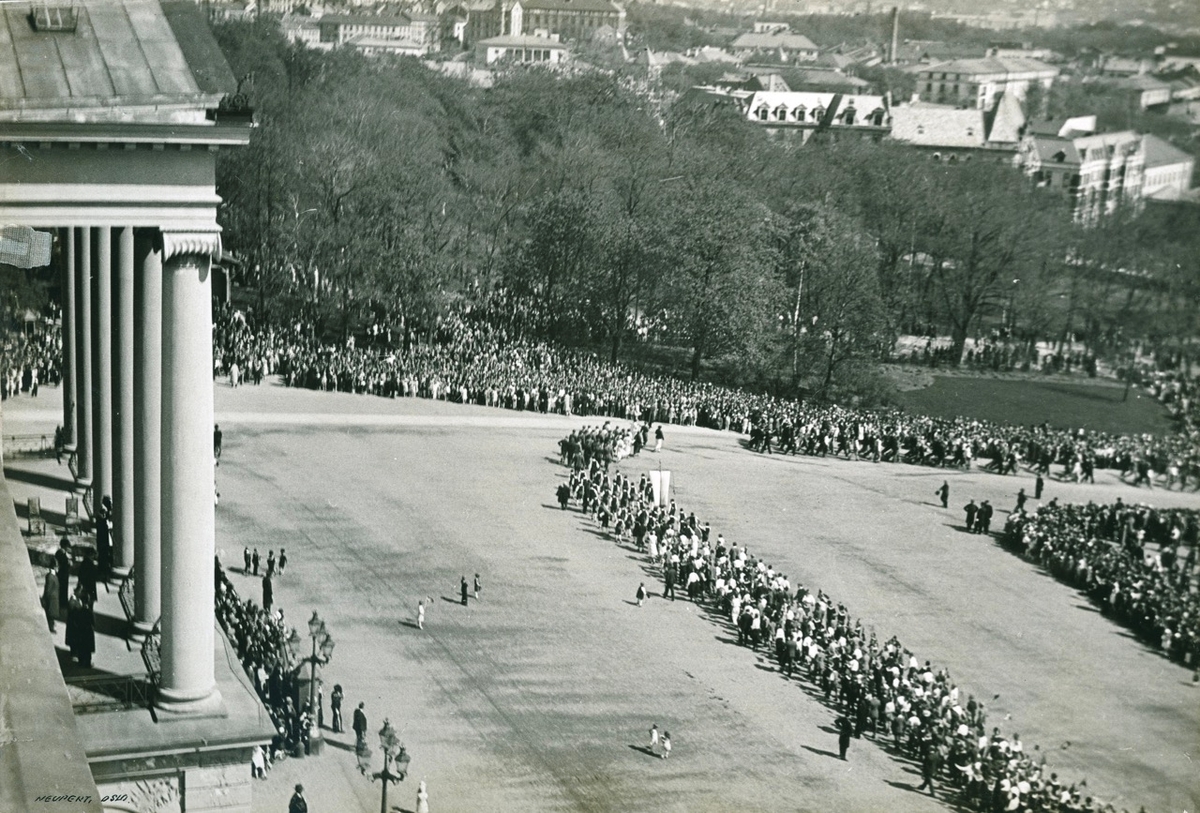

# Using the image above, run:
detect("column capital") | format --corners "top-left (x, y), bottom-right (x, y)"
top-left (160, 229), bottom-right (221, 264)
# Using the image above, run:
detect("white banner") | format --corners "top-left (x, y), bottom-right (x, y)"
top-left (649, 470), bottom-right (661, 506)
top-left (659, 470), bottom-right (671, 506)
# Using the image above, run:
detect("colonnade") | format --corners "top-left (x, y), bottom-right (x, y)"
top-left (59, 226), bottom-right (222, 714)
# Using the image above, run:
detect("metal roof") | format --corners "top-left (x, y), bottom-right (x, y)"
top-left (0, 0), bottom-right (233, 118)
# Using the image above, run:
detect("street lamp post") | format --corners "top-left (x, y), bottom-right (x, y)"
top-left (303, 611), bottom-right (335, 756)
top-left (371, 718), bottom-right (410, 813)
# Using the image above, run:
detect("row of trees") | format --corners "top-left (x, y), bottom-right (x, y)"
top-left (212, 19), bottom-right (1200, 402)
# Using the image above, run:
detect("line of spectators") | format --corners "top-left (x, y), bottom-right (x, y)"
top-left (558, 447), bottom-right (1156, 813)
top-left (1003, 500), bottom-right (1200, 669)
top-left (214, 561), bottom-right (310, 760)
top-left (1, 324), bottom-right (61, 400)
top-left (205, 290), bottom-right (1198, 495)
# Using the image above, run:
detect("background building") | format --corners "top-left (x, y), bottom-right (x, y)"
top-left (916, 57), bottom-right (1057, 111)
top-left (1015, 130), bottom-right (1145, 222)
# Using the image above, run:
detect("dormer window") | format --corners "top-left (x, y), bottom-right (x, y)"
top-left (1054, 151), bottom-right (1066, 162)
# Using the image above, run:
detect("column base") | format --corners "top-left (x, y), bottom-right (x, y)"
top-left (110, 564), bottom-right (132, 579)
top-left (155, 687), bottom-right (226, 718)
top-left (63, 443), bottom-right (77, 454)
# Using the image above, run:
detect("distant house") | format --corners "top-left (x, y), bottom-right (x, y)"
top-left (1097, 55), bottom-right (1155, 77)
top-left (730, 29), bottom-right (819, 62)
top-left (1109, 74), bottom-right (1172, 110)
top-left (1022, 115), bottom-right (1098, 139)
top-left (1014, 130), bottom-right (1145, 222)
top-left (744, 90), bottom-right (890, 143)
top-left (476, 33), bottom-right (569, 64)
top-left (1141, 134), bottom-right (1195, 201)
top-left (917, 58), bottom-right (1056, 111)
top-left (316, 13), bottom-right (439, 54)
top-left (888, 92), bottom-right (1026, 159)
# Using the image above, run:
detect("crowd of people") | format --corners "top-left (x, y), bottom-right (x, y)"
top-left (214, 558), bottom-right (312, 761)
top-left (1003, 500), bottom-right (1200, 669)
top-left (202, 291), bottom-right (1200, 496)
top-left (1, 323), bottom-right (61, 400)
top-left (555, 443), bottom-right (1161, 813)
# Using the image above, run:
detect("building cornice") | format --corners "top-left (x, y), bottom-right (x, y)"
top-left (0, 121), bottom-right (252, 148)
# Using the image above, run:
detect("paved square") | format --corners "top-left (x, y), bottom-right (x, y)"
top-left (7, 383), bottom-right (1200, 812)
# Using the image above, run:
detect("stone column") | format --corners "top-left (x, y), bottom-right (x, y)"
top-left (112, 226), bottom-right (136, 572)
top-left (74, 227), bottom-right (92, 487)
top-left (61, 229), bottom-right (76, 452)
top-left (91, 227), bottom-right (113, 513)
top-left (157, 235), bottom-right (221, 713)
top-left (133, 230), bottom-right (162, 629)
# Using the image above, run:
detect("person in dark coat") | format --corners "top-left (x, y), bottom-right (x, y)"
top-left (556, 483), bottom-right (570, 509)
top-left (95, 496), bottom-right (113, 576)
top-left (77, 550), bottom-right (98, 604)
top-left (1015, 488), bottom-right (1027, 512)
top-left (243, 546), bottom-right (251, 573)
top-left (41, 567), bottom-right (59, 632)
top-left (262, 574), bottom-right (273, 612)
top-left (936, 481), bottom-right (949, 509)
top-left (353, 702), bottom-right (368, 752)
top-left (252, 548), bottom-right (260, 576)
top-left (978, 500), bottom-right (994, 534)
top-left (461, 575), bottom-right (469, 606)
top-left (964, 500), bottom-right (978, 533)
top-left (838, 715), bottom-right (853, 760)
top-left (66, 589), bottom-right (95, 667)
top-left (55, 538), bottom-right (72, 613)
top-left (288, 784), bottom-right (307, 813)
top-left (1035, 473), bottom-right (1045, 500)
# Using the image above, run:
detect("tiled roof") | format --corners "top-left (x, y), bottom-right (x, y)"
top-left (517, 0), bottom-right (621, 12)
top-left (983, 91), bottom-right (1025, 143)
top-left (731, 31), bottom-right (818, 52)
top-left (0, 0), bottom-right (231, 115)
top-left (1141, 134), bottom-right (1194, 169)
top-left (319, 13), bottom-right (414, 27)
top-left (1112, 74), bottom-right (1171, 92)
top-left (479, 34), bottom-right (569, 47)
top-left (890, 104), bottom-right (986, 148)
top-left (1028, 135), bottom-right (1080, 165)
top-left (919, 57), bottom-right (1056, 76)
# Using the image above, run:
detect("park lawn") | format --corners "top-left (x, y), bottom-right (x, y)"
top-left (894, 376), bottom-right (1175, 436)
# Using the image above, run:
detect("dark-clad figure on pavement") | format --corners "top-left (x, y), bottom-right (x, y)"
top-left (461, 575), bottom-right (469, 606)
top-left (838, 715), bottom-right (853, 760)
top-left (77, 550), bottom-right (98, 604)
top-left (252, 548), bottom-right (261, 576)
top-left (353, 702), bottom-right (368, 753)
top-left (936, 481), bottom-right (949, 508)
top-left (1035, 474), bottom-right (1045, 500)
top-left (41, 567), bottom-right (59, 632)
top-left (288, 784), bottom-right (307, 813)
top-left (55, 538), bottom-right (72, 612)
top-left (66, 589), bottom-right (95, 667)
top-left (964, 500), bottom-right (978, 533)
top-left (1015, 488), bottom-right (1027, 513)
top-left (95, 496), bottom-right (113, 576)
top-left (262, 573), bottom-right (273, 612)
